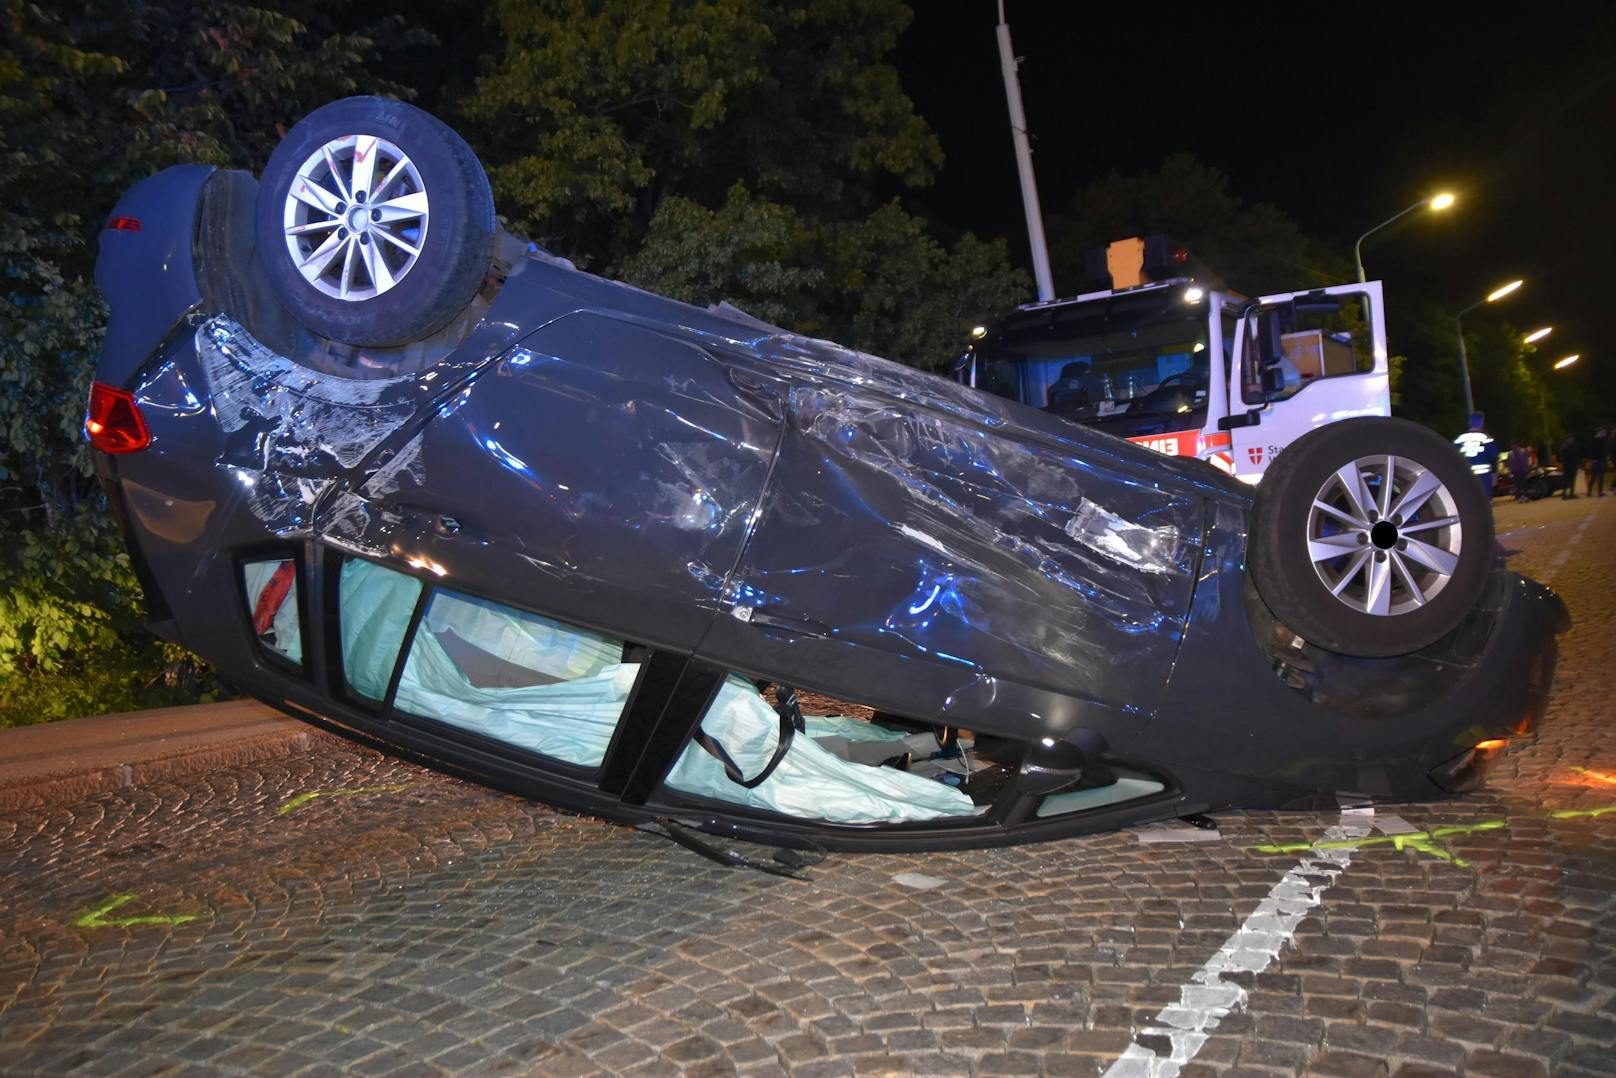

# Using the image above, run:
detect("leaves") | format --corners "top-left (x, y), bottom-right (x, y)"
top-left (0, 0), bottom-right (431, 722)
top-left (623, 185), bottom-right (1029, 369)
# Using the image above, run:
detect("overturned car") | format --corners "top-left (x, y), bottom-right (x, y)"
top-left (88, 98), bottom-right (1568, 850)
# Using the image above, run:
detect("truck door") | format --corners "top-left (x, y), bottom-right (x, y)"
top-left (1224, 282), bottom-right (1389, 480)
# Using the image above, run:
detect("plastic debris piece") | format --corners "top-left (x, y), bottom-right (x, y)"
top-left (891, 872), bottom-right (947, 890)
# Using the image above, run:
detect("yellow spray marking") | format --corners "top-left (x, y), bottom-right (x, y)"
top-left (75, 893), bottom-right (201, 929)
top-left (277, 783), bottom-right (412, 815)
top-left (1550, 804), bottom-right (1616, 820)
top-left (1248, 820), bottom-right (1507, 867)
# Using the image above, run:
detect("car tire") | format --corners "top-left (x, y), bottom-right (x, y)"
top-left (1525, 477), bottom-right (1549, 501)
top-left (254, 96), bottom-right (495, 348)
top-left (1249, 416), bottom-right (1493, 657)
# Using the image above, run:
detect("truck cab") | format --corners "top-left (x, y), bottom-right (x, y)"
top-left (958, 238), bottom-right (1390, 482)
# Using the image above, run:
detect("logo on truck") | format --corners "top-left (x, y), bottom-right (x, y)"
top-left (1248, 446), bottom-right (1264, 465)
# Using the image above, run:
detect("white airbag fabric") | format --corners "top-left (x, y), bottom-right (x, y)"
top-left (346, 566), bottom-right (975, 822)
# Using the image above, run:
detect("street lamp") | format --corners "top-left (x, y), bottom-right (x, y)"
top-left (1455, 278), bottom-right (1524, 419)
top-left (1354, 191), bottom-right (1458, 283)
top-left (1524, 326), bottom-right (1553, 345)
top-left (1554, 354), bottom-right (1580, 370)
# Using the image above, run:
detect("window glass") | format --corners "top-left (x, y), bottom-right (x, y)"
top-left (394, 589), bottom-right (632, 768)
top-left (972, 289), bottom-right (1210, 427)
top-left (340, 559), bottom-right (423, 702)
top-left (242, 558), bottom-right (301, 666)
top-left (664, 681), bottom-right (980, 823)
top-left (1242, 291), bottom-right (1377, 404)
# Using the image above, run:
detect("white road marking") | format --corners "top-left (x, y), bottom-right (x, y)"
top-left (1101, 811), bottom-right (1373, 1078)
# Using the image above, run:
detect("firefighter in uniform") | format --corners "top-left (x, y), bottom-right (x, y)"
top-left (1454, 412), bottom-right (1500, 498)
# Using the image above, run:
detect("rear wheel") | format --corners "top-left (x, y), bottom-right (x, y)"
top-left (254, 96), bottom-right (495, 348)
top-left (1250, 417), bottom-right (1493, 657)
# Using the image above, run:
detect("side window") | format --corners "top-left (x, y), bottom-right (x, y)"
top-left (340, 558), bottom-right (423, 702)
top-left (242, 558), bottom-right (302, 666)
top-left (393, 589), bottom-right (634, 769)
top-left (977, 356), bottom-right (1023, 403)
top-left (1242, 291), bottom-right (1377, 405)
top-left (662, 680), bottom-right (981, 823)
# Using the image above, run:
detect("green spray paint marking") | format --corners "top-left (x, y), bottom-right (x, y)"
top-left (75, 893), bottom-right (201, 929)
top-left (1550, 804), bottom-right (1616, 820)
top-left (277, 783), bottom-right (412, 815)
top-left (1248, 820), bottom-right (1508, 867)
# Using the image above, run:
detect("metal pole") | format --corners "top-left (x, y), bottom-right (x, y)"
top-left (1455, 310), bottom-right (1477, 420)
top-left (1353, 200), bottom-right (1423, 284)
top-left (996, 3), bottom-right (1054, 301)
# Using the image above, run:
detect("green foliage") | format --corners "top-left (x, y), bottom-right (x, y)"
top-left (623, 185), bottom-right (1029, 368)
top-left (1, 0), bottom-right (429, 723)
top-left (1046, 153), bottom-right (1352, 296)
top-left (462, 0), bottom-right (942, 264)
top-left (0, 516), bottom-right (225, 728)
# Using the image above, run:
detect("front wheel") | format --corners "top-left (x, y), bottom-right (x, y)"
top-left (1249, 417), bottom-right (1494, 657)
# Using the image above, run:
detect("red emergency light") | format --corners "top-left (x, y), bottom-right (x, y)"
top-left (105, 216), bottom-right (142, 232)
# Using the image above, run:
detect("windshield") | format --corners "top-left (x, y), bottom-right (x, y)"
top-left (974, 290), bottom-right (1211, 423)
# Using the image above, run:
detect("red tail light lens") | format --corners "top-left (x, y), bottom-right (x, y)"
top-left (86, 382), bottom-right (151, 454)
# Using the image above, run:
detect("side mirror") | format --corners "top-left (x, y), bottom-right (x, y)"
top-left (953, 351), bottom-right (974, 387)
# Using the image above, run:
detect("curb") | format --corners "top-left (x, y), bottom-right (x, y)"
top-left (0, 699), bottom-right (341, 813)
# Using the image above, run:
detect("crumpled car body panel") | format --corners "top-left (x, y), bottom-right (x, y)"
top-left (90, 166), bottom-right (1569, 850)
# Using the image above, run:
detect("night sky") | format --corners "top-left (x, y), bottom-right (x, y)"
top-left (895, 2), bottom-right (1616, 400)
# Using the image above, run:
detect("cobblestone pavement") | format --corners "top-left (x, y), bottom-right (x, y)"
top-left (2, 496), bottom-right (1612, 1078)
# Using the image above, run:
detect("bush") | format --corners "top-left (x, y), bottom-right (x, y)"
top-left (0, 513), bottom-right (228, 728)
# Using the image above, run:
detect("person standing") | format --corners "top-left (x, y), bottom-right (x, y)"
top-left (1588, 426), bottom-right (1609, 497)
top-left (1508, 442), bottom-right (1532, 502)
top-left (1454, 413), bottom-right (1500, 498)
top-left (1559, 433), bottom-right (1583, 499)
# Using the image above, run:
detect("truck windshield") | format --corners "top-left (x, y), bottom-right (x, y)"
top-left (975, 290), bottom-right (1209, 424)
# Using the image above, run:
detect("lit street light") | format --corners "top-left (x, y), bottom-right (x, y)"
top-left (1455, 278), bottom-right (1524, 419)
top-left (1524, 326), bottom-right (1553, 345)
top-left (1555, 354), bottom-right (1580, 370)
top-left (1354, 191), bottom-right (1458, 283)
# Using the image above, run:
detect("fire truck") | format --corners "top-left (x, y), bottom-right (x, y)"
top-left (956, 237), bottom-right (1390, 482)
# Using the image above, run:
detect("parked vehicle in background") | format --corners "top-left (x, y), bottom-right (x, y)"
top-left (955, 236), bottom-right (1390, 484)
top-left (1493, 460), bottom-right (1566, 501)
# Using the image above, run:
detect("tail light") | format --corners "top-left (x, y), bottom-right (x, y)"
top-left (86, 381), bottom-right (151, 454)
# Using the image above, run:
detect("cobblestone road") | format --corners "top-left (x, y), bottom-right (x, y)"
top-left (2, 496), bottom-right (1612, 1077)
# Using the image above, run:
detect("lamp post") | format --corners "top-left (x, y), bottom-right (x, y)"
top-left (995, 1), bottom-right (1054, 301)
top-left (1554, 354), bottom-right (1580, 370)
top-left (1455, 278), bottom-right (1524, 419)
top-left (1524, 326), bottom-right (1553, 345)
top-left (1354, 192), bottom-right (1457, 283)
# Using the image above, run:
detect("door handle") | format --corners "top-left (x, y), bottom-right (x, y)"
top-left (729, 605), bottom-right (834, 639)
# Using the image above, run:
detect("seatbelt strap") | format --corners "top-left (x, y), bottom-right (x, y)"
top-left (251, 562), bottom-right (296, 636)
top-left (692, 685), bottom-right (802, 789)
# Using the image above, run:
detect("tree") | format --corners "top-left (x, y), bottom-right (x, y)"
top-left (460, 0), bottom-right (943, 264)
top-left (0, 0), bottom-right (429, 723)
top-left (623, 185), bottom-right (1029, 368)
top-left (466, 0), bottom-right (1028, 364)
top-left (1045, 153), bottom-right (1349, 296)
